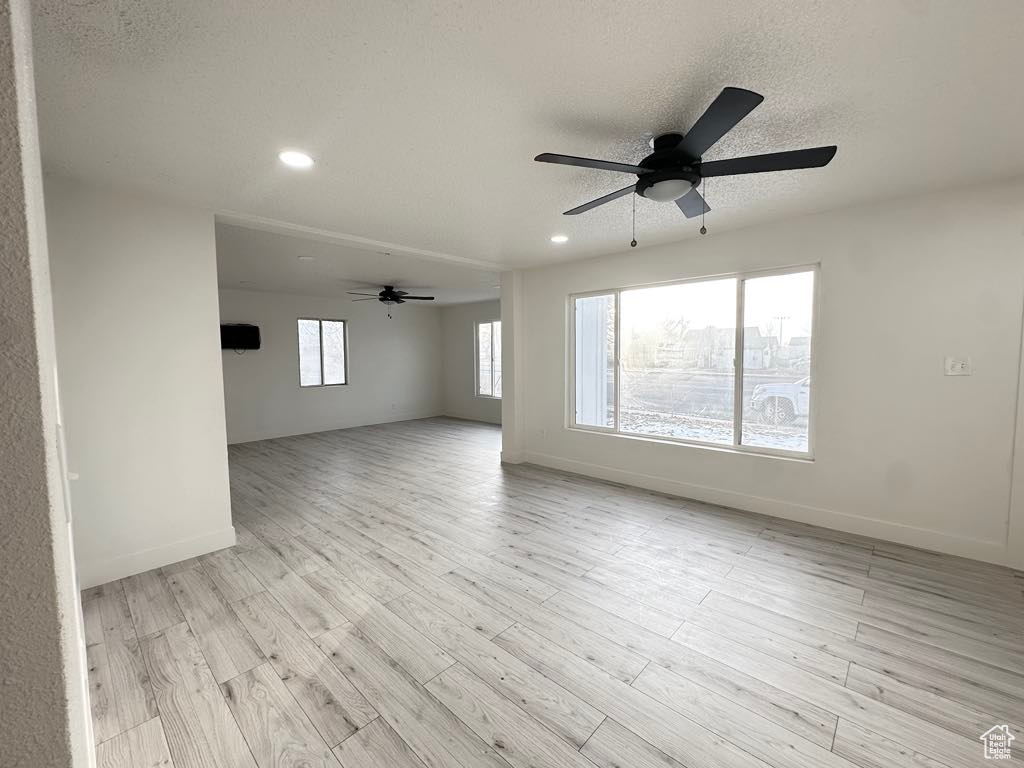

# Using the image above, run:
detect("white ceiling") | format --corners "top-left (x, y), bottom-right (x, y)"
top-left (215, 221), bottom-right (500, 305)
top-left (32, 1), bottom-right (1024, 270)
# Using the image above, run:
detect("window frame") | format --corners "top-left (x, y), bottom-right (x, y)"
top-left (567, 263), bottom-right (819, 460)
top-left (297, 317), bottom-right (349, 388)
top-left (475, 319), bottom-right (502, 400)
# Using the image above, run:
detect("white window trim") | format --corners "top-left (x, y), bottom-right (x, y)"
top-left (475, 319), bottom-right (502, 399)
top-left (297, 317), bottom-right (349, 388)
top-left (567, 263), bottom-right (819, 460)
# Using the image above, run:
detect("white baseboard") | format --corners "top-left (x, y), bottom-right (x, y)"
top-left (522, 450), bottom-right (1009, 566)
top-left (501, 450), bottom-right (525, 465)
top-left (77, 526), bottom-right (237, 588)
top-left (227, 410), bottom-right (444, 445)
top-left (441, 414), bottom-right (502, 426)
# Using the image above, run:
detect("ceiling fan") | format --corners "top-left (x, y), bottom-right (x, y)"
top-left (536, 87), bottom-right (837, 219)
top-left (346, 285), bottom-right (435, 304)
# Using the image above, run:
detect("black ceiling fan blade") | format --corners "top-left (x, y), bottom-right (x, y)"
top-left (400, 296), bottom-right (435, 301)
top-left (347, 291), bottom-right (381, 296)
top-left (351, 297), bottom-right (379, 301)
top-left (393, 290), bottom-right (409, 296)
top-left (699, 145), bottom-right (837, 177)
top-left (564, 184), bottom-right (636, 215)
top-left (675, 187), bottom-right (710, 218)
top-left (535, 153), bottom-right (651, 175)
top-left (678, 87), bottom-right (764, 158)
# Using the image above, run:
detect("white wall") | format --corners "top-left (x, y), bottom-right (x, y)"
top-left (441, 300), bottom-right (501, 424)
top-left (501, 270), bottom-right (526, 465)
top-left (46, 176), bottom-right (234, 588)
top-left (506, 178), bottom-right (1024, 566)
top-left (219, 288), bottom-right (443, 443)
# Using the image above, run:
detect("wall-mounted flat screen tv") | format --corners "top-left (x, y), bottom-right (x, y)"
top-left (220, 323), bottom-right (261, 350)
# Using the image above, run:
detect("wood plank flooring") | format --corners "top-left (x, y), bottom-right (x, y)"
top-left (83, 417), bottom-right (1024, 767)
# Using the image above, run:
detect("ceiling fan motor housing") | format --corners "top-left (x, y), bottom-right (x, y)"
top-left (635, 133), bottom-right (702, 202)
top-left (379, 286), bottom-right (404, 304)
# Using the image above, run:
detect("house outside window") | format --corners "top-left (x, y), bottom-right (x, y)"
top-left (298, 318), bottom-right (347, 387)
top-left (477, 320), bottom-right (502, 398)
top-left (571, 267), bottom-right (816, 456)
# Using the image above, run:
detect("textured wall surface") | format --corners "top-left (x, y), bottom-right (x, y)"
top-left (0, 0), bottom-right (90, 765)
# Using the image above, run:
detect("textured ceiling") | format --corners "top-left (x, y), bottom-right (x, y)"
top-left (215, 221), bottom-right (500, 305)
top-left (32, 1), bottom-right (1024, 269)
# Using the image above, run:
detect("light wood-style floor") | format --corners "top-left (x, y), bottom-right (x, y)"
top-left (83, 417), bottom-right (1024, 768)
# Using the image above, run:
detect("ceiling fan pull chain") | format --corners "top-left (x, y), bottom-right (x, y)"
top-left (630, 193), bottom-right (637, 248)
top-left (700, 178), bottom-right (708, 236)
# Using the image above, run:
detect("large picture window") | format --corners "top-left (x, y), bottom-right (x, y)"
top-left (571, 267), bottom-right (815, 455)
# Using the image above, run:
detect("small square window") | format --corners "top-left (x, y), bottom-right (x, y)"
top-left (298, 318), bottom-right (347, 387)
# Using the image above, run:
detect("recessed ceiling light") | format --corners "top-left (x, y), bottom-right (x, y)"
top-left (297, 255), bottom-right (314, 261)
top-left (279, 150), bottom-right (314, 168)
top-left (550, 234), bottom-right (569, 244)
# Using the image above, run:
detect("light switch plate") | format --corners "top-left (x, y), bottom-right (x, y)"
top-left (944, 356), bottom-right (972, 376)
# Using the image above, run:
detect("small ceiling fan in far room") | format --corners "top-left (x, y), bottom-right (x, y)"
top-left (347, 285), bottom-right (435, 318)
top-left (535, 87), bottom-right (837, 235)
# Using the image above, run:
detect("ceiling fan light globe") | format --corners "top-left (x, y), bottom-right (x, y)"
top-left (642, 178), bottom-right (694, 202)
